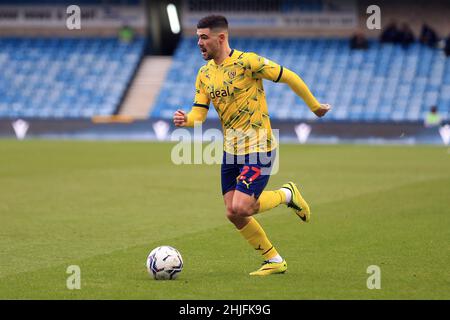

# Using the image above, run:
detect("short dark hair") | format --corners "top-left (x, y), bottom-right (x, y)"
top-left (197, 15), bottom-right (228, 30)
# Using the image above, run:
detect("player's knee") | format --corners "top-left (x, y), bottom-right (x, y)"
top-left (226, 207), bottom-right (242, 226)
top-left (232, 203), bottom-right (253, 217)
top-left (226, 205), bottom-right (251, 219)
top-left (225, 206), bottom-right (236, 219)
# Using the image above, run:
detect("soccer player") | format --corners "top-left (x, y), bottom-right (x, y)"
top-left (173, 15), bottom-right (331, 276)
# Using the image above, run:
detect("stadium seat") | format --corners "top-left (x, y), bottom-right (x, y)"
top-left (0, 37), bottom-right (145, 118)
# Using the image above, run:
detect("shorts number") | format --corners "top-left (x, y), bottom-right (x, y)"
top-left (238, 166), bottom-right (261, 182)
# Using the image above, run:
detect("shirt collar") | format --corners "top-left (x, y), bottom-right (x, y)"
top-left (213, 49), bottom-right (234, 67)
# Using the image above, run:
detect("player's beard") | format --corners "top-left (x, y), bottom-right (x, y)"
top-left (201, 42), bottom-right (219, 61)
top-left (203, 51), bottom-right (213, 60)
top-left (202, 49), bottom-right (214, 61)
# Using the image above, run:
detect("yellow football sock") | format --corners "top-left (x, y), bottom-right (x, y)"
top-left (238, 217), bottom-right (279, 260)
top-left (257, 190), bottom-right (286, 213)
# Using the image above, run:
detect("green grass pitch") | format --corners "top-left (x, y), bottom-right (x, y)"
top-left (0, 140), bottom-right (449, 299)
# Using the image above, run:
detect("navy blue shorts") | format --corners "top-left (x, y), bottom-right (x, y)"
top-left (221, 150), bottom-right (276, 199)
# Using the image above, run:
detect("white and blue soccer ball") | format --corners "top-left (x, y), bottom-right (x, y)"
top-left (146, 246), bottom-right (183, 280)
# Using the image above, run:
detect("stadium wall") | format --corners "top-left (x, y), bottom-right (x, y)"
top-left (181, 0), bottom-right (450, 38)
top-left (0, 4), bottom-right (147, 36)
top-left (0, 119), bottom-right (446, 145)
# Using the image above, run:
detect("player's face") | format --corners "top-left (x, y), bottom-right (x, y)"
top-left (197, 28), bottom-right (221, 60)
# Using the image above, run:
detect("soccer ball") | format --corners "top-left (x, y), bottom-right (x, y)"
top-left (146, 246), bottom-right (183, 280)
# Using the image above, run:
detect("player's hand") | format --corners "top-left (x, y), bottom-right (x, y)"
top-left (173, 110), bottom-right (187, 127)
top-left (313, 104), bottom-right (331, 118)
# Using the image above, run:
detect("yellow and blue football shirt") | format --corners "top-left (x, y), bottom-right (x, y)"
top-left (187, 49), bottom-right (321, 155)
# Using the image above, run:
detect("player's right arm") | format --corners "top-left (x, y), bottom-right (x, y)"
top-left (173, 68), bottom-right (210, 127)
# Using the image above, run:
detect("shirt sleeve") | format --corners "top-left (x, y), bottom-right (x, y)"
top-left (185, 107), bottom-right (208, 127)
top-left (185, 68), bottom-right (210, 127)
top-left (247, 52), bottom-right (284, 82)
top-left (193, 68), bottom-right (211, 108)
top-left (279, 67), bottom-right (321, 112)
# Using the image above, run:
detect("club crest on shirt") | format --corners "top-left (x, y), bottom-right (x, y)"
top-left (228, 70), bottom-right (236, 79)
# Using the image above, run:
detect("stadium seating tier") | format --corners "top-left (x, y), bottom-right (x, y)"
top-left (152, 37), bottom-right (449, 122)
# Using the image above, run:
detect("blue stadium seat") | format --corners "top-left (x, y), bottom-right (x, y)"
top-left (0, 37), bottom-right (145, 118)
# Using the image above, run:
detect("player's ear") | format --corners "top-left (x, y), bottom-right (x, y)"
top-left (218, 32), bottom-right (226, 42)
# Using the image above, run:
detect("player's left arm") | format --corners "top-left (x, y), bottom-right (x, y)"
top-left (279, 68), bottom-right (331, 117)
top-left (174, 68), bottom-right (210, 127)
top-left (248, 53), bottom-right (331, 117)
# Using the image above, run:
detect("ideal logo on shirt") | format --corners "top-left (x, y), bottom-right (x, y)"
top-left (209, 86), bottom-right (231, 99)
